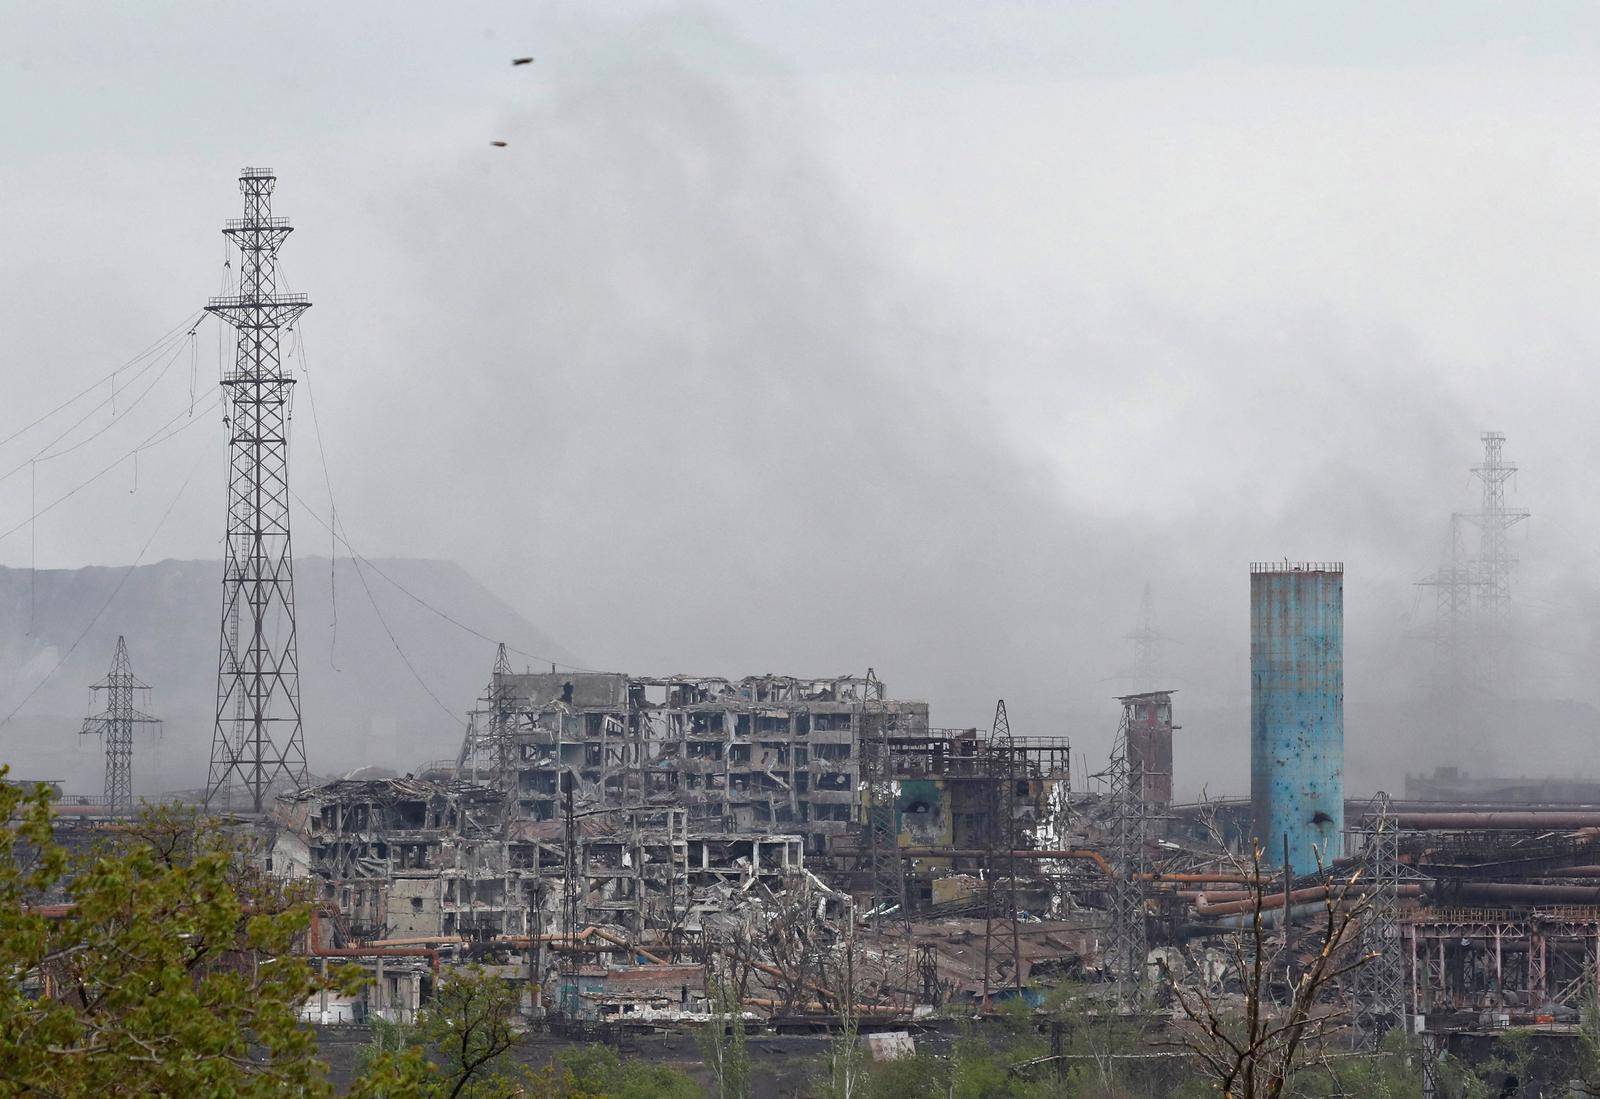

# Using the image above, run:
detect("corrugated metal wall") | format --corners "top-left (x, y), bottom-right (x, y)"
top-left (1250, 564), bottom-right (1344, 877)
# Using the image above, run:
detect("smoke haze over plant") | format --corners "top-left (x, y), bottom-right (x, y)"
top-left (3, 3), bottom-right (1600, 798)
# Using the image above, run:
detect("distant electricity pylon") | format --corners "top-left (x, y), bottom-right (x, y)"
top-left (459, 643), bottom-right (520, 792)
top-left (1467, 431), bottom-right (1529, 687)
top-left (1418, 432), bottom-right (1528, 696)
top-left (1121, 583), bottom-right (1168, 689)
top-left (80, 636), bottom-right (160, 815)
top-left (204, 168), bottom-right (312, 812)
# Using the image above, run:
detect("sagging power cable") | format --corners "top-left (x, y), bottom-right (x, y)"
top-left (0, 448), bottom-right (207, 732)
top-left (0, 309), bottom-right (204, 453)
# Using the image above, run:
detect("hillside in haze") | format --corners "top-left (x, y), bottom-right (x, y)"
top-left (0, 558), bottom-right (584, 796)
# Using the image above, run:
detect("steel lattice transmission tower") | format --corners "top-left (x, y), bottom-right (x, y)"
top-left (204, 167), bottom-right (313, 812)
top-left (1123, 583), bottom-right (1166, 689)
top-left (1417, 513), bottom-right (1480, 695)
top-left (1466, 431), bottom-right (1529, 689)
top-left (459, 644), bottom-right (520, 791)
top-left (1354, 791), bottom-right (1405, 1044)
top-left (1103, 698), bottom-right (1149, 1008)
top-left (79, 636), bottom-right (160, 814)
top-left (858, 668), bottom-right (908, 927)
top-left (981, 700), bottom-right (1024, 1006)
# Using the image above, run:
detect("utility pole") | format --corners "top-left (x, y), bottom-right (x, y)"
top-left (79, 636), bottom-right (159, 815)
top-left (204, 167), bottom-right (312, 812)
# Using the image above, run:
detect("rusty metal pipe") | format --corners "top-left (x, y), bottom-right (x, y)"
top-left (898, 848), bottom-right (1114, 875)
top-left (1391, 811), bottom-right (1600, 830)
top-left (310, 910), bottom-right (441, 975)
top-left (1193, 883), bottom-right (1422, 917)
top-left (1431, 881), bottom-right (1600, 905)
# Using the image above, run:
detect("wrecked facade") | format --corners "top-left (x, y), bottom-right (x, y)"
top-left (271, 667), bottom-right (1083, 1020)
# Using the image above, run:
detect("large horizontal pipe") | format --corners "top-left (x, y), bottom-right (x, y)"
top-left (495, 928), bottom-right (670, 966)
top-left (899, 848), bottom-right (1113, 875)
top-left (898, 848), bottom-right (1258, 884)
top-left (1430, 881), bottom-right (1600, 905)
top-left (743, 996), bottom-right (902, 1017)
top-left (310, 910), bottom-right (440, 974)
top-left (365, 934), bottom-right (468, 947)
top-left (1194, 883), bottom-right (1422, 917)
top-left (1391, 811), bottom-right (1600, 830)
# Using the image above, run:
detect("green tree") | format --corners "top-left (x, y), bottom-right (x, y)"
top-left (0, 771), bottom-right (358, 1097)
top-left (700, 962), bottom-right (752, 1099)
top-left (355, 965), bottom-right (531, 1099)
top-left (554, 1044), bottom-right (700, 1099)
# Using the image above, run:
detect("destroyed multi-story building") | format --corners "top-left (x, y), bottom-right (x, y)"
top-left (486, 671), bottom-right (926, 849)
top-left (277, 668), bottom-right (1069, 934)
top-left (263, 666), bottom-right (1088, 1021)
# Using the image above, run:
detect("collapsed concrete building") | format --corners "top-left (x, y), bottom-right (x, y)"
top-left (268, 666), bottom-right (1077, 1020)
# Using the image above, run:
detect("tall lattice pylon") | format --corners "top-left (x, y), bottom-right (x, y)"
top-left (80, 636), bottom-right (160, 815)
top-left (1466, 431), bottom-right (1529, 691)
top-left (858, 668), bottom-right (907, 926)
top-left (459, 644), bottom-right (520, 791)
top-left (1103, 698), bottom-right (1149, 1008)
top-left (1419, 433), bottom-right (1529, 696)
top-left (204, 167), bottom-right (312, 812)
top-left (1417, 513), bottom-right (1480, 695)
top-left (1123, 583), bottom-right (1166, 689)
top-left (981, 700), bottom-right (1024, 1005)
top-left (1354, 791), bottom-right (1405, 1043)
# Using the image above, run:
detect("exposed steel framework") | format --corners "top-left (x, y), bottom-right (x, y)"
top-left (1103, 696), bottom-right (1149, 1007)
top-left (1419, 432), bottom-right (1529, 695)
top-left (859, 667), bottom-right (909, 926)
top-left (458, 643), bottom-right (520, 792)
top-left (79, 636), bottom-right (160, 814)
top-left (1353, 792), bottom-right (1405, 1042)
top-left (204, 167), bottom-right (312, 812)
top-left (980, 699), bottom-right (1024, 1005)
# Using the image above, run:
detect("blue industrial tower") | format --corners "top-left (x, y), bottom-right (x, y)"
top-left (1250, 562), bottom-right (1344, 877)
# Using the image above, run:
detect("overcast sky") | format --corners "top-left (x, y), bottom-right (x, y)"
top-left (3, 2), bottom-right (1598, 793)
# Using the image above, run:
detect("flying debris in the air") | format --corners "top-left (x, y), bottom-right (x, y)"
top-left (511, 57), bottom-right (534, 66)
top-left (490, 141), bottom-right (508, 147)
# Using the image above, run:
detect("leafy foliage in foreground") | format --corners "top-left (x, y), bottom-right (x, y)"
top-left (355, 967), bottom-right (702, 1098)
top-left (0, 770), bottom-right (357, 1097)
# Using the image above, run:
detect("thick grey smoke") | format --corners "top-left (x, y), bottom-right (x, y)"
top-left (2, 6), bottom-right (1598, 800)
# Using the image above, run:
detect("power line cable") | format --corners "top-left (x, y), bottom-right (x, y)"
top-left (286, 487), bottom-right (600, 673)
top-left (284, 317), bottom-right (340, 671)
top-left (33, 333), bottom-right (193, 466)
top-left (338, 530), bottom-right (467, 729)
top-left (0, 322), bottom-right (198, 490)
top-left (0, 449), bottom-right (206, 732)
top-left (267, 279), bottom-right (599, 678)
top-left (0, 310), bottom-right (204, 453)
top-left (0, 389), bottom-right (221, 547)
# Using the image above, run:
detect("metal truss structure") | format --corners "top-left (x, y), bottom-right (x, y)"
top-left (459, 643), bottom-right (520, 792)
top-left (79, 636), bottom-right (160, 814)
top-left (981, 700), bottom-right (1024, 1005)
top-left (859, 668), bottom-right (907, 927)
top-left (204, 167), bottom-right (312, 812)
top-left (1408, 906), bottom-right (1600, 1014)
top-left (1353, 791), bottom-right (1405, 1041)
top-left (1103, 697), bottom-right (1149, 1007)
